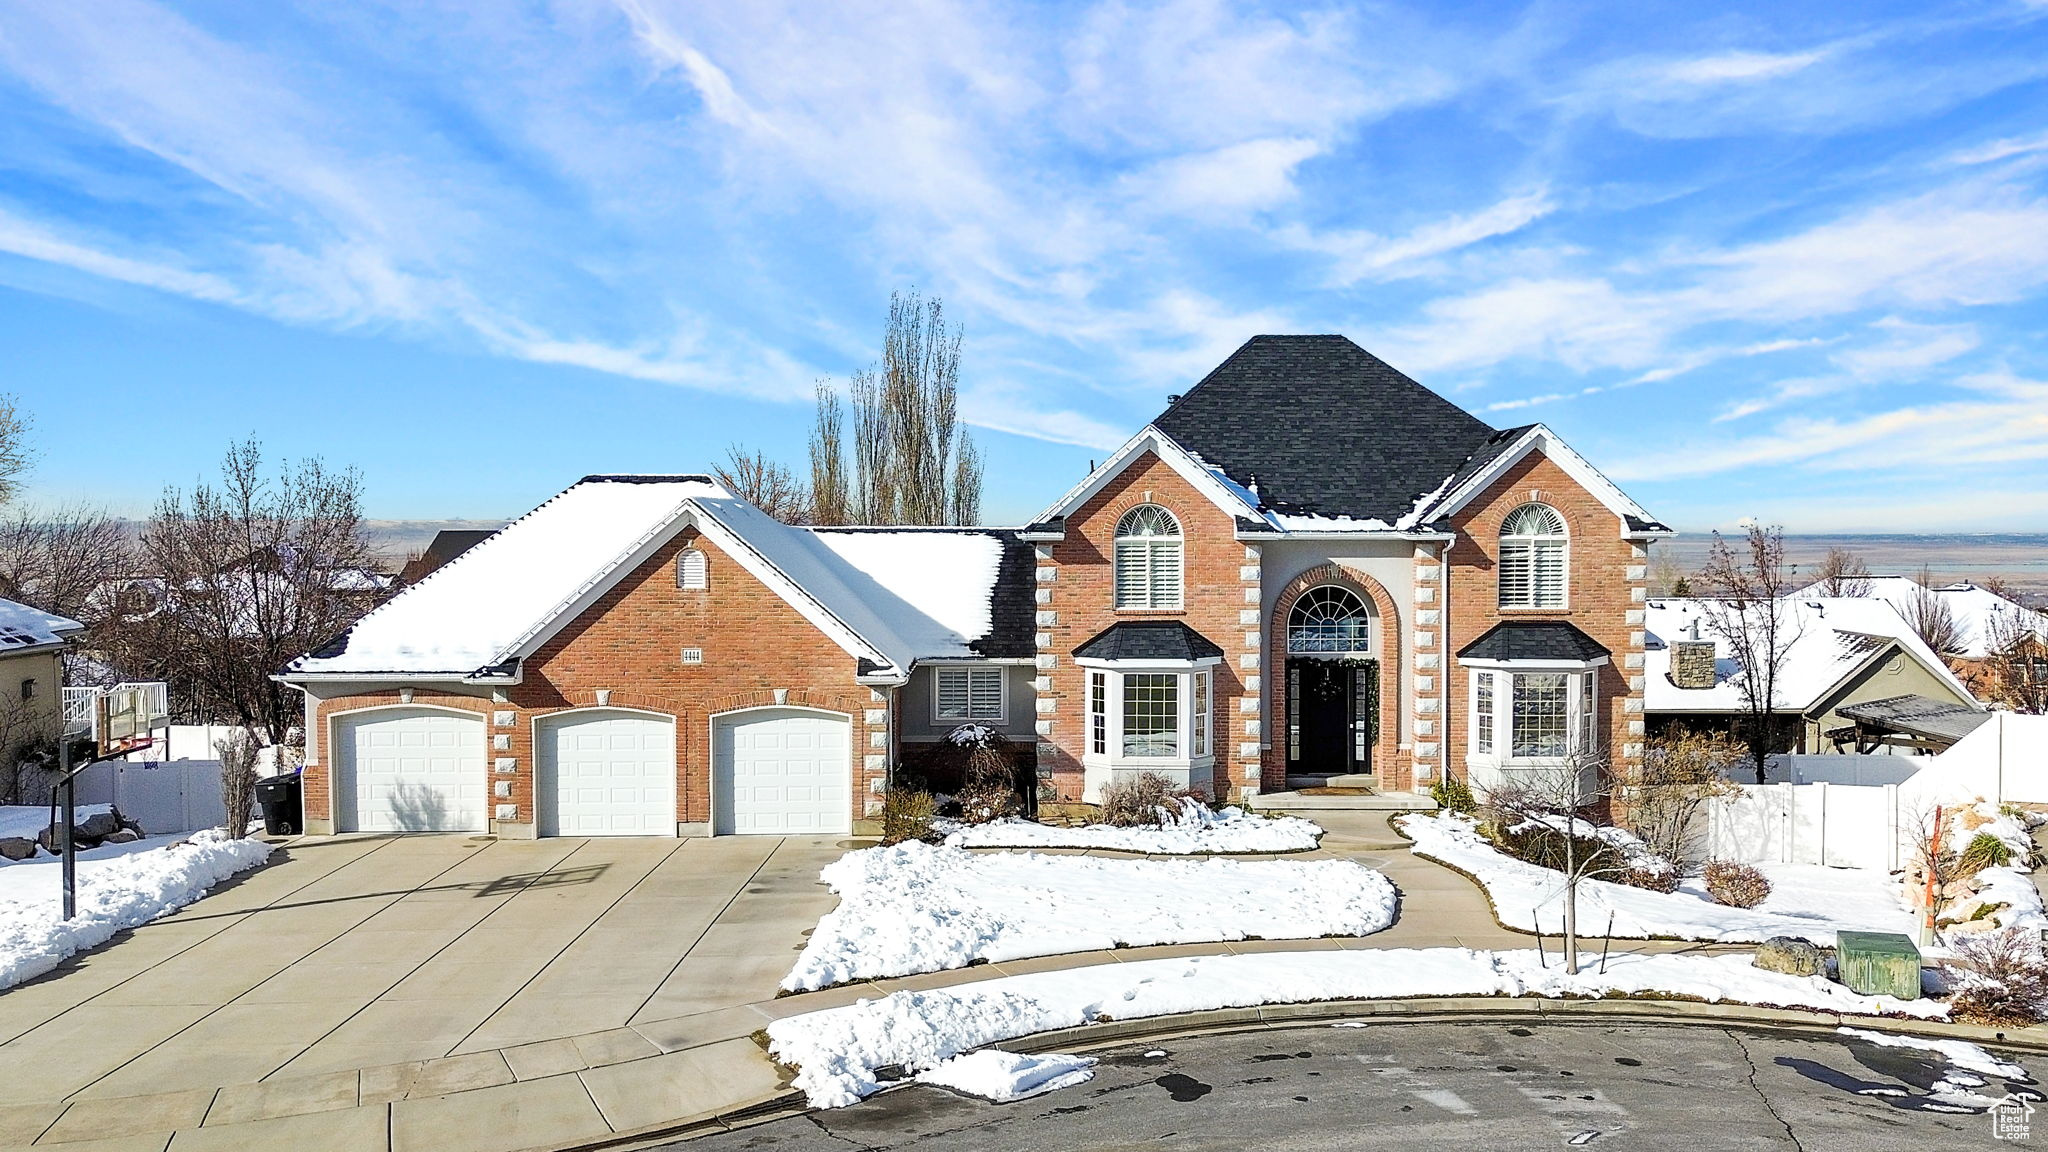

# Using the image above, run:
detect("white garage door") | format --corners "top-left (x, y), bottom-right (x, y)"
top-left (713, 709), bottom-right (851, 836)
top-left (537, 710), bottom-right (676, 837)
top-left (333, 708), bottom-right (486, 833)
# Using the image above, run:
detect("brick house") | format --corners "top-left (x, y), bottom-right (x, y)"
top-left (283, 335), bottom-right (1667, 837)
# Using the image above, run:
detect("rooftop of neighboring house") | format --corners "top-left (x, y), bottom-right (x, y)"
top-left (1643, 595), bottom-right (1980, 714)
top-left (397, 529), bottom-right (499, 585)
top-left (0, 596), bottom-right (85, 656)
top-left (1792, 574), bottom-right (2048, 660)
top-left (284, 475), bottom-right (1033, 682)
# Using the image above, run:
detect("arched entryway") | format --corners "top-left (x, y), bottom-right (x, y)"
top-left (1280, 582), bottom-right (1382, 785)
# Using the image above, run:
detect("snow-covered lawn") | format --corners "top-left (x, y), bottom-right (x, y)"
top-left (938, 803), bottom-right (1322, 854)
top-left (0, 828), bottom-right (274, 990)
top-left (1399, 812), bottom-right (1939, 946)
top-left (768, 947), bottom-right (1948, 1107)
top-left (782, 841), bottom-right (1397, 992)
top-left (0, 803), bottom-right (111, 841)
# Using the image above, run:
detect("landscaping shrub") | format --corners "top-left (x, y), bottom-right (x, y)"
top-left (1428, 774), bottom-right (1477, 815)
top-left (1946, 928), bottom-right (2048, 1027)
top-left (216, 728), bottom-right (260, 837)
top-left (954, 777), bottom-right (1020, 825)
top-left (881, 788), bottom-right (940, 845)
top-left (1099, 772), bottom-right (1186, 827)
top-left (1703, 860), bottom-right (1771, 908)
top-left (1959, 830), bottom-right (2017, 875)
top-left (1616, 866), bottom-right (1680, 894)
top-left (898, 724), bottom-right (1028, 819)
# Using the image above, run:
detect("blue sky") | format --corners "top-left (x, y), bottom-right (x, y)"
top-left (3, 0), bottom-right (2048, 532)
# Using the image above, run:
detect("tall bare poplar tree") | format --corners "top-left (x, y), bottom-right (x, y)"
top-left (713, 446), bottom-right (809, 522)
top-left (811, 289), bottom-right (983, 526)
top-left (1698, 524), bottom-right (1804, 784)
top-left (808, 382), bottom-right (851, 526)
top-left (1811, 546), bottom-right (1873, 597)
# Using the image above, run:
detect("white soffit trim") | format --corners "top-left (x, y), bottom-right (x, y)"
top-left (1029, 425), bottom-right (1263, 528)
top-left (1426, 425), bottom-right (1659, 533)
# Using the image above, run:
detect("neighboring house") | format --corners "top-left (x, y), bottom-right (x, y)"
top-left (397, 529), bottom-right (498, 585)
top-left (283, 334), bottom-right (1668, 837)
top-left (1795, 573), bottom-right (2048, 659)
top-left (1645, 596), bottom-right (1985, 754)
top-left (0, 597), bottom-right (85, 772)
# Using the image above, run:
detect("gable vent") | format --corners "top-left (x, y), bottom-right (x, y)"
top-left (680, 647), bottom-right (704, 665)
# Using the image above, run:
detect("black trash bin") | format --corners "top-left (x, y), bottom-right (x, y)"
top-left (254, 773), bottom-right (302, 836)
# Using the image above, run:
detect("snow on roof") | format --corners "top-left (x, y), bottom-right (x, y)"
top-left (1643, 596), bottom-right (1979, 714)
top-left (806, 528), bottom-right (1004, 661)
top-left (0, 597), bottom-right (84, 653)
top-left (289, 476), bottom-right (716, 677)
top-left (288, 476), bottom-right (1013, 680)
top-left (1793, 575), bottom-right (2048, 660)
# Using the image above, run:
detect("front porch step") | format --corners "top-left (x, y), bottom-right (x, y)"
top-left (1286, 773), bottom-right (1379, 792)
top-left (1251, 789), bottom-right (1439, 814)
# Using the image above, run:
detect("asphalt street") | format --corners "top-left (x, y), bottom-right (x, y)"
top-left (676, 1021), bottom-right (2043, 1150)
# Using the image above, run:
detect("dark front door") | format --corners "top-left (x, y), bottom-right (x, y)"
top-left (1287, 658), bottom-right (1378, 777)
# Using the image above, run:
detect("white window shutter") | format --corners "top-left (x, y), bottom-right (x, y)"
top-left (969, 669), bottom-right (1004, 718)
top-left (936, 668), bottom-right (969, 718)
top-left (1115, 543), bottom-right (1148, 607)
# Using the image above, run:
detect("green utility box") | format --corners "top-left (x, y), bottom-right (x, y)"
top-left (1834, 931), bottom-right (1923, 1000)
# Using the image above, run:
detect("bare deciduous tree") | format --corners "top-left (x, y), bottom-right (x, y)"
top-left (217, 727), bottom-right (260, 836)
top-left (1481, 752), bottom-right (1616, 975)
top-left (1811, 546), bottom-right (1873, 597)
top-left (0, 394), bottom-right (30, 507)
top-left (0, 504), bottom-right (132, 624)
top-left (126, 439), bottom-right (374, 745)
top-left (1904, 566), bottom-right (1966, 656)
top-left (1983, 605), bottom-right (2048, 714)
top-left (1903, 803), bottom-right (1970, 942)
top-left (1644, 543), bottom-right (1689, 598)
top-left (1620, 730), bottom-right (1745, 870)
top-left (713, 445), bottom-right (810, 523)
top-left (807, 381), bottom-right (851, 526)
top-left (0, 690), bottom-right (60, 806)
top-left (819, 290), bottom-right (983, 526)
top-left (1698, 524), bottom-right (1803, 784)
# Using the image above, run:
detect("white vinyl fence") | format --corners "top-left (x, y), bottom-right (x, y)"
top-left (1702, 712), bottom-right (2048, 869)
top-left (45, 756), bottom-right (228, 836)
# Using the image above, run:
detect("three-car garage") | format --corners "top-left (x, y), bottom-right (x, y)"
top-left (326, 704), bottom-right (849, 837)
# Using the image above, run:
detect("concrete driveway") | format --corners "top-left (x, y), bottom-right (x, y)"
top-left (0, 832), bottom-right (846, 1110)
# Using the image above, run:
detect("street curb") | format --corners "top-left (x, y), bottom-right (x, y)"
top-left (547, 994), bottom-right (2048, 1149)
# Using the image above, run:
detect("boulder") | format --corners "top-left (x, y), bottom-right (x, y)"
top-left (37, 825), bottom-right (102, 854)
top-left (77, 812), bottom-right (119, 839)
top-left (0, 836), bottom-right (37, 861)
top-left (101, 829), bottom-right (141, 845)
top-left (1754, 936), bottom-right (1825, 977)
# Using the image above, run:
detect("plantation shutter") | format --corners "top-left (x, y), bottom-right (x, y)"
top-left (935, 668), bottom-right (970, 719)
top-left (1114, 542), bottom-right (1151, 607)
top-left (1533, 539), bottom-right (1567, 607)
top-left (968, 668), bottom-right (1003, 719)
top-left (1149, 539), bottom-right (1182, 607)
top-left (1498, 541), bottom-right (1533, 608)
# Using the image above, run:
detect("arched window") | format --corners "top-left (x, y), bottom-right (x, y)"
top-left (676, 547), bottom-right (707, 591)
top-left (1114, 505), bottom-right (1183, 609)
top-left (1288, 586), bottom-right (1373, 654)
top-left (1498, 503), bottom-right (1567, 609)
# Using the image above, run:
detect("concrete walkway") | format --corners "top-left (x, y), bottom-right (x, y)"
top-left (0, 813), bottom-right (1770, 1151)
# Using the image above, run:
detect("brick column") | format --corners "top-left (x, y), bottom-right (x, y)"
top-left (1411, 542), bottom-right (1444, 790)
top-left (1234, 543), bottom-right (1264, 800)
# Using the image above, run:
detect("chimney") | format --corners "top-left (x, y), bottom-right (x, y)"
top-left (1670, 639), bottom-right (1718, 690)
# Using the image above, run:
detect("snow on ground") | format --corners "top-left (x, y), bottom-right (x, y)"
top-left (912, 1050), bottom-right (1097, 1101)
top-left (0, 829), bottom-right (273, 990)
top-left (1399, 812), bottom-right (1921, 946)
top-left (0, 804), bottom-right (110, 842)
top-left (768, 948), bottom-right (1947, 1107)
top-left (939, 802), bottom-right (1322, 854)
top-left (782, 841), bottom-right (1397, 992)
top-left (1837, 1027), bottom-right (2029, 1080)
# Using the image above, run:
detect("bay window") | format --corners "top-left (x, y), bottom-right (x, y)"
top-left (1079, 658), bottom-right (1217, 801)
top-left (1468, 666), bottom-right (1603, 764)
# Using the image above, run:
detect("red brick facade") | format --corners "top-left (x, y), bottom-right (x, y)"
top-left (1035, 451), bottom-right (1254, 802)
top-left (1439, 452), bottom-right (1647, 785)
top-left (304, 528), bottom-right (889, 833)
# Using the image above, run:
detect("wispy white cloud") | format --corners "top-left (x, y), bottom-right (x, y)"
top-left (1949, 130), bottom-right (2048, 166)
top-left (1283, 190), bottom-right (1555, 285)
top-left (1660, 50), bottom-right (1825, 85)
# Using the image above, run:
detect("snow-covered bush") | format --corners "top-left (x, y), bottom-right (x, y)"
top-left (1489, 813), bottom-right (1675, 892)
top-left (1946, 928), bottom-right (2048, 1027)
top-left (1099, 772), bottom-right (1190, 828)
top-left (1704, 860), bottom-right (1771, 908)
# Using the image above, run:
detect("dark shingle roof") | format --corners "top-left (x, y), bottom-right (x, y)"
top-left (973, 532), bottom-right (1039, 659)
top-left (1074, 621), bottom-right (1225, 662)
top-left (1151, 335), bottom-right (1498, 523)
top-left (1457, 621), bottom-right (1611, 663)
